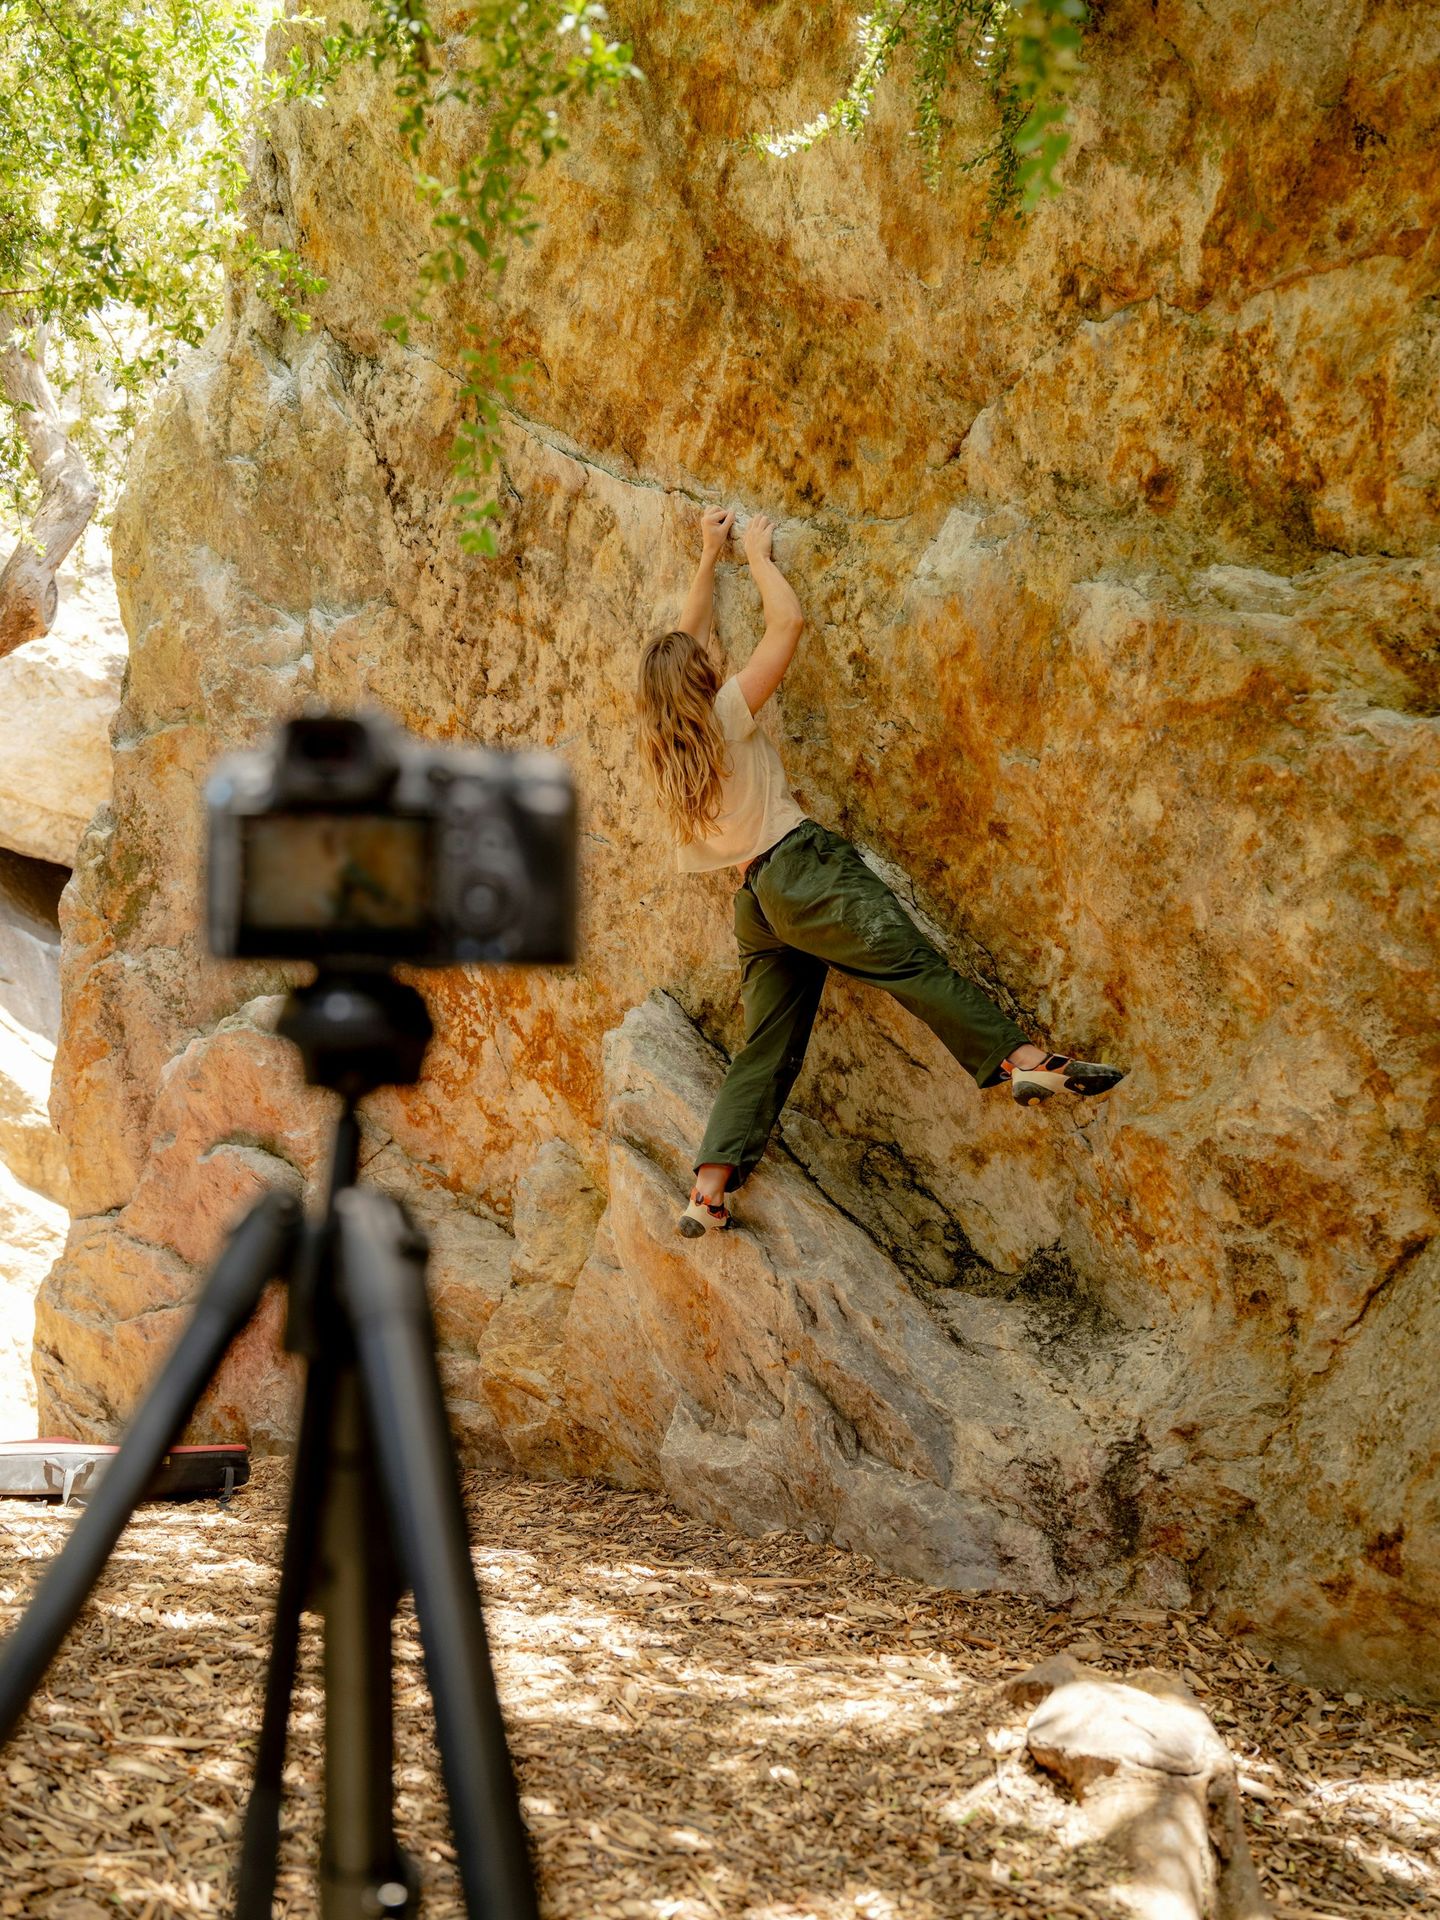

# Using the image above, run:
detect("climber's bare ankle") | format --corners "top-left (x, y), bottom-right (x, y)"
top-left (1007, 1044), bottom-right (1045, 1071)
top-left (695, 1163), bottom-right (731, 1204)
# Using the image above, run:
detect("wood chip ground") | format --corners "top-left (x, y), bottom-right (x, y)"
top-left (2, 1462), bottom-right (1437, 1917)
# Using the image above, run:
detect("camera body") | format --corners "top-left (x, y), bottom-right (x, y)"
top-left (206, 712), bottom-right (577, 967)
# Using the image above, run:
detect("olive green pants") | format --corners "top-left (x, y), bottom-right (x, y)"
top-left (695, 821), bottom-right (1028, 1190)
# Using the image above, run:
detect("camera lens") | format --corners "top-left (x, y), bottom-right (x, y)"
top-left (464, 880), bottom-right (504, 925)
top-left (460, 860), bottom-right (526, 940)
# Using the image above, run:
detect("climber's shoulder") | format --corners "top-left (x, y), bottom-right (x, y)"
top-left (714, 675), bottom-right (757, 741)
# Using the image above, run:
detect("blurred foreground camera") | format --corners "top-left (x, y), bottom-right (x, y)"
top-left (205, 711), bottom-right (576, 966)
top-left (1, 706), bottom-right (561, 1917)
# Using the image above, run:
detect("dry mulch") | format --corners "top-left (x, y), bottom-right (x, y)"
top-left (1, 1460), bottom-right (1437, 1918)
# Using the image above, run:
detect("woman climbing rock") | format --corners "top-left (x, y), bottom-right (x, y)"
top-left (636, 505), bottom-right (1125, 1238)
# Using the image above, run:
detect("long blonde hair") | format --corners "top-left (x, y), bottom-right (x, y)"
top-left (636, 630), bottom-right (728, 844)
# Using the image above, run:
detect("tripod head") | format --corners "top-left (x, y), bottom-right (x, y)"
top-left (278, 969), bottom-right (433, 1104)
top-left (271, 967), bottom-right (436, 1369)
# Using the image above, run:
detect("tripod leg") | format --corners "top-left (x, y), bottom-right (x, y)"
top-left (315, 1365), bottom-right (414, 1918)
top-left (337, 1190), bottom-right (540, 1920)
top-left (0, 1191), bottom-right (301, 1747)
top-left (233, 1352), bottom-right (335, 1920)
top-left (236, 1111), bottom-right (366, 1917)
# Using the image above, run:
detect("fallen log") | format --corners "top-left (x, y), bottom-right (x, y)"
top-left (1013, 1661), bottom-right (1271, 1920)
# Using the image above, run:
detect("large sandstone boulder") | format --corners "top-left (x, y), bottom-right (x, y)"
top-left (36, 0), bottom-right (1440, 1697)
top-left (33, 993), bottom-right (515, 1451)
top-left (0, 530), bottom-right (125, 868)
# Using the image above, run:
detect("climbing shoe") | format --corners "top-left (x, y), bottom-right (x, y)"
top-left (1001, 1052), bottom-right (1126, 1106)
top-left (679, 1186), bottom-right (733, 1237)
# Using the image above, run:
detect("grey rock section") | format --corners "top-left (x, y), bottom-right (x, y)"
top-left (0, 850), bottom-right (63, 1042)
top-left (559, 993), bottom-right (1154, 1600)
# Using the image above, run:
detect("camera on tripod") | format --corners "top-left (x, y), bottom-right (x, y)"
top-left (1, 705), bottom-right (575, 1917)
top-left (205, 710), bottom-right (577, 967)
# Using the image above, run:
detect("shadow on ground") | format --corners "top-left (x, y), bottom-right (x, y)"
top-left (1, 1463), bottom-right (1437, 1917)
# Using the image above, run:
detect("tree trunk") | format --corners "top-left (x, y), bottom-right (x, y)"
top-left (0, 317), bottom-right (99, 660)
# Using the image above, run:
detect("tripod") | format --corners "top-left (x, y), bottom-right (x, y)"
top-left (0, 970), bottom-right (540, 1920)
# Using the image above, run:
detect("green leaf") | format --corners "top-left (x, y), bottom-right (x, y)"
top-left (757, 0), bottom-right (1087, 227)
top-left (0, 0), bottom-right (640, 547)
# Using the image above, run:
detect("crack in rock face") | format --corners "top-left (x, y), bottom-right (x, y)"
top-left (31, 0), bottom-right (1440, 1701)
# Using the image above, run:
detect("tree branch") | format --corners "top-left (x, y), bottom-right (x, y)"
top-left (0, 316), bottom-right (99, 659)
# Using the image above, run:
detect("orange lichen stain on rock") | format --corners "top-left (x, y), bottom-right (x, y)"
top-left (511, 1003), bottom-right (604, 1129)
top-left (631, 0), bottom-right (811, 116)
top-left (1106, 438), bottom-right (1183, 515)
top-left (376, 971), bottom-right (607, 1209)
top-left (1139, 464), bottom-right (1179, 512)
top-left (1364, 1525), bottom-right (1406, 1579)
top-left (1195, 97), bottom-right (1399, 303)
top-left (192, 1284), bottom-right (297, 1446)
top-left (54, 983), bottom-right (117, 1084)
top-left (1090, 1127), bottom-right (1227, 1303)
top-left (926, 587), bottom-right (1054, 752)
top-left (1206, 342), bottom-right (1314, 497)
top-left (1200, 1143), bottom-right (1421, 1322)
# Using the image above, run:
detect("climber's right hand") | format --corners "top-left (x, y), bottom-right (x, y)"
top-left (701, 504), bottom-right (735, 557)
top-left (743, 512), bottom-right (775, 566)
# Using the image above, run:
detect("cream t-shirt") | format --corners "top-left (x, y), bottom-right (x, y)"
top-left (675, 676), bottom-right (809, 873)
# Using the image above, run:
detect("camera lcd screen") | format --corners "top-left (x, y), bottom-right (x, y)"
top-left (241, 813), bottom-right (432, 932)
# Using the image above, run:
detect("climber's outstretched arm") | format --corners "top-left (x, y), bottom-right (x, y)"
top-left (737, 513), bottom-right (803, 716)
top-left (678, 506), bottom-right (735, 648)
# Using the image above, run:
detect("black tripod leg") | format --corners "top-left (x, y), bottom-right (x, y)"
top-left (314, 1365), bottom-right (414, 1917)
top-left (0, 1191), bottom-right (301, 1746)
top-left (233, 1352), bottom-right (335, 1920)
top-left (236, 1116), bottom-right (365, 1918)
top-left (337, 1190), bottom-right (540, 1920)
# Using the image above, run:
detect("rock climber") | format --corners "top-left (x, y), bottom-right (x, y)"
top-left (636, 505), bottom-right (1125, 1238)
